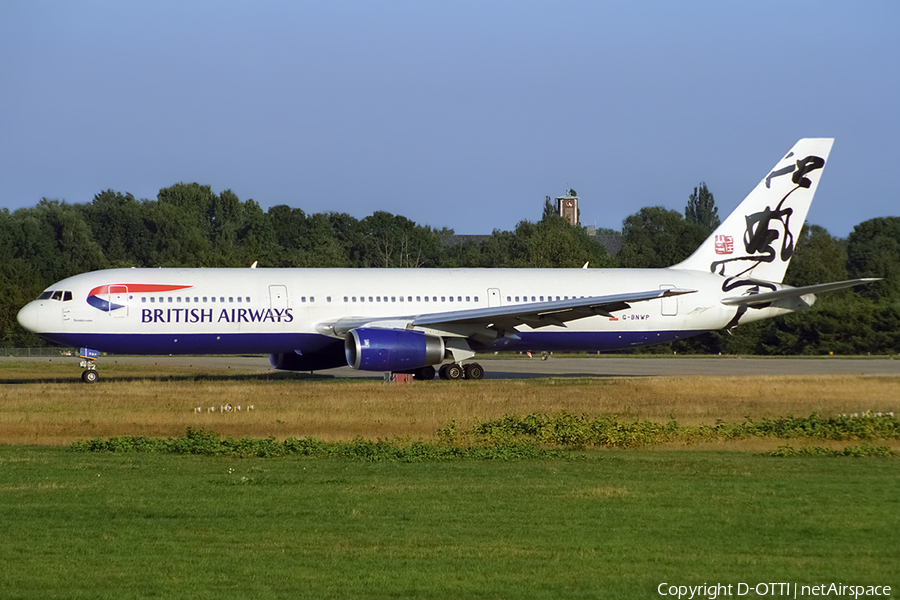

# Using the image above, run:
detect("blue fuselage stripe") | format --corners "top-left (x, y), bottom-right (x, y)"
top-left (39, 329), bottom-right (704, 356)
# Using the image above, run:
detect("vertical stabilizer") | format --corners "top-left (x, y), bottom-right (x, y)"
top-left (671, 138), bottom-right (834, 283)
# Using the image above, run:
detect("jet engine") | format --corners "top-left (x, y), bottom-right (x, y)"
top-left (344, 328), bottom-right (445, 372)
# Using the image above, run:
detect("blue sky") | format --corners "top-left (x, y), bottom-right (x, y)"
top-left (2, 1), bottom-right (897, 238)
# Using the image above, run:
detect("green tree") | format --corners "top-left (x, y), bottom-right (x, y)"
top-left (358, 211), bottom-right (444, 268)
top-left (846, 217), bottom-right (900, 301)
top-left (457, 217), bottom-right (614, 269)
top-left (784, 224), bottom-right (848, 288)
top-left (541, 196), bottom-right (556, 221)
top-left (83, 190), bottom-right (155, 267)
top-left (684, 182), bottom-right (720, 236)
top-left (618, 206), bottom-right (707, 268)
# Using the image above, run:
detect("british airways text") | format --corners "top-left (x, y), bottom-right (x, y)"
top-left (141, 308), bottom-right (294, 324)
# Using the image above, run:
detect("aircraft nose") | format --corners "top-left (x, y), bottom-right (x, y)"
top-left (17, 302), bottom-right (41, 333)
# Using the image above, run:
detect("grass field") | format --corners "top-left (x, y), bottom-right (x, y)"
top-left (1, 359), bottom-right (899, 598)
top-left (1, 448), bottom-right (898, 599)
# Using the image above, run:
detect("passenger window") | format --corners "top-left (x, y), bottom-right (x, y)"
top-left (142, 297), bottom-right (147, 303)
top-left (229, 297), bottom-right (233, 303)
top-left (211, 297), bottom-right (216, 302)
top-left (424, 297), bottom-right (429, 302)
top-left (168, 297), bottom-right (174, 303)
top-left (441, 296), bottom-right (446, 302)
top-left (150, 297), bottom-right (155, 303)
top-left (416, 296), bottom-right (421, 302)
top-left (474, 296), bottom-right (479, 302)
top-left (449, 297), bottom-right (453, 302)
top-left (203, 297), bottom-right (207, 302)
top-left (310, 297), bottom-right (315, 302)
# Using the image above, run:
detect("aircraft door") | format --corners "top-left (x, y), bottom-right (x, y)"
top-left (487, 288), bottom-right (501, 307)
top-left (269, 285), bottom-right (288, 310)
top-left (109, 285), bottom-right (129, 318)
top-left (659, 284), bottom-right (677, 316)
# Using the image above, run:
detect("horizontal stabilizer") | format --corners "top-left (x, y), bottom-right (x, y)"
top-left (721, 279), bottom-right (879, 306)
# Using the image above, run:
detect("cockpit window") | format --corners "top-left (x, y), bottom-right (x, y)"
top-left (37, 290), bottom-right (74, 301)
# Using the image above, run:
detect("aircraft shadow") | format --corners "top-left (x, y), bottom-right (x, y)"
top-left (0, 372), bottom-right (342, 385)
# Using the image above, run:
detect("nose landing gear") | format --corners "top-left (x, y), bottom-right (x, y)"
top-left (79, 348), bottom-right (100, 384)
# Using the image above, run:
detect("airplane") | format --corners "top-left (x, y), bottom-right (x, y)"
top-left (16, 138), bottom-right (875, 383)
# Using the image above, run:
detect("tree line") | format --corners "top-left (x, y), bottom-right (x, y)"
top-left (1, 182), bottom-right (897, 353)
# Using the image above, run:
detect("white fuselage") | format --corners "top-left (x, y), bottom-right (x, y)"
top-left (17, 267), bottom-right (797, 359)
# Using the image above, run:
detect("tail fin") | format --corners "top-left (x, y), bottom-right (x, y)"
top-left (671, 138), bottom-right (834, 282)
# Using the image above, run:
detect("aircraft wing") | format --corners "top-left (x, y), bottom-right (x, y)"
top-left (721, 279), bottom-right (878, 307)
top-left (326, 288), bottom-right (695, 338)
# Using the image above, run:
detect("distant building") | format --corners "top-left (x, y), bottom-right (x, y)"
top-left (556, 192), bottom-right (578, 226)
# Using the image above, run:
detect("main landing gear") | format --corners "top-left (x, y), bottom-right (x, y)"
top-left (439, 362), bottom-right (485, 381)
top-left (78, 347), bottom-right (100, 384)
top-left (393, 362), bottom-right (485, 381)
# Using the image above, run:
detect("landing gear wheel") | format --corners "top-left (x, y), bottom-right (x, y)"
top-left (445, 363), bottom-right (464, 380)
top-left (413, 365), bottom-right (436, 380)
top-left (81, 369), bottom-right (99, 384)
top-left (463, 363), bottom-right (484, 380)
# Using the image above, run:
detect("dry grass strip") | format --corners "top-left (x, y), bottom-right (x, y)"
top-left (2, 359), bottom-right (897, 446)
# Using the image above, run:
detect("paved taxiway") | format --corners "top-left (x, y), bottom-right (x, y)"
top-left (11, 355), bottom-right (897, 379)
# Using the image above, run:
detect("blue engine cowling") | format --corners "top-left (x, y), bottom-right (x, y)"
top-left (345, 328), bottom-right (445, 372)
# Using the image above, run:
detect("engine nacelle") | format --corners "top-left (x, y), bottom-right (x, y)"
top-left (344, 328), bottom-right (445, 372)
